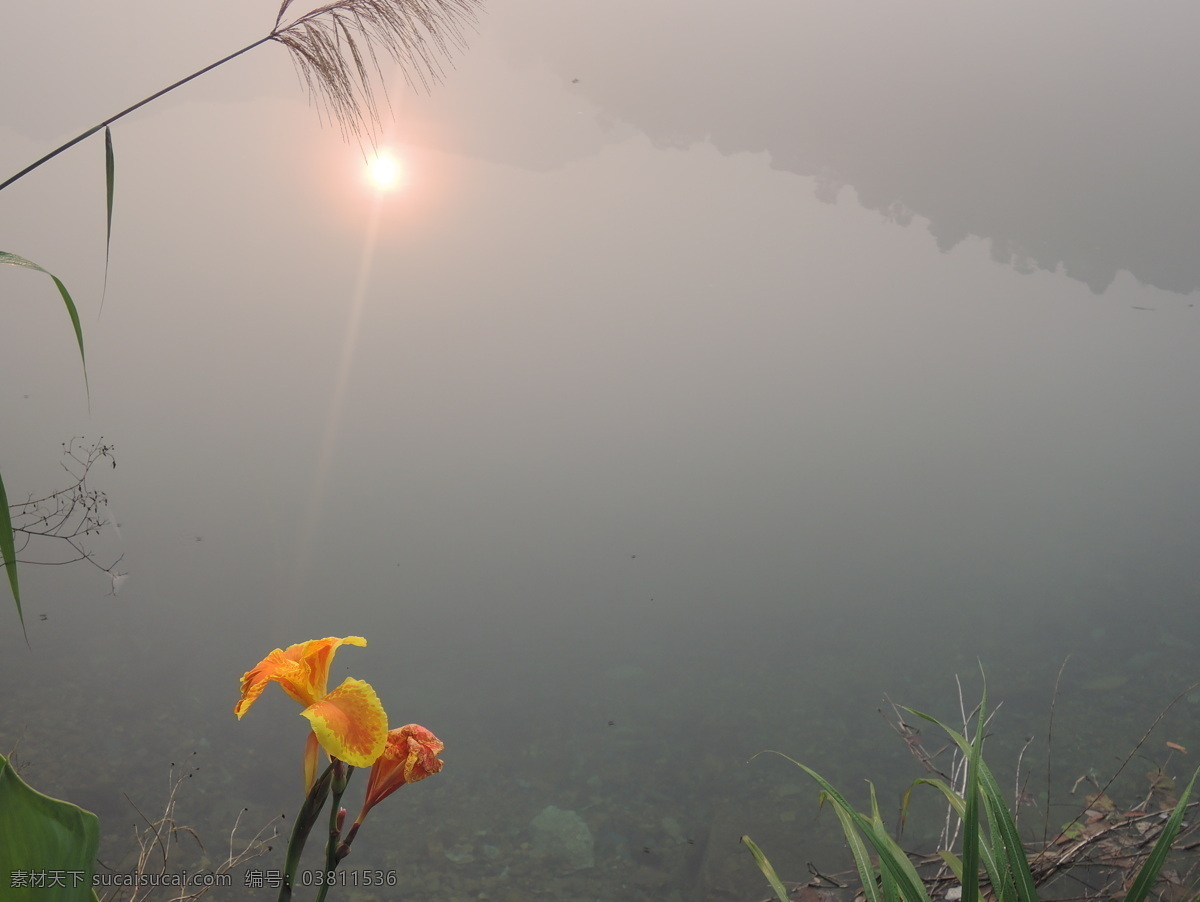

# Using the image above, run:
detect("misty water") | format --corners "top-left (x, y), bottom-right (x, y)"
top-left (3, 2), bottom-right (1200, 900)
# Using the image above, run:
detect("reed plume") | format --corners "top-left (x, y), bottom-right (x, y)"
top-left (272, 0), bottom-right (480, 138)
top-left (0, 0), bottom-right (483, 191)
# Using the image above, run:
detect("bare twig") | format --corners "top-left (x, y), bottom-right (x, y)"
top-left (881, 697), bottom-right (951, 780)
top-left (9, 438), bottom-right (124, 590)
top-left (1044, 655), bottom-right (1070, 844)
top-left (1030, 677), bottom-right (1200, 872)
top-left (1013, 733), bottom-right (1037, 826)
top-left (96, 757), bottom-right (280, 902)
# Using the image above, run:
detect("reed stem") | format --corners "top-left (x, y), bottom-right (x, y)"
top-left (0, 34), bottom-right (274, 192)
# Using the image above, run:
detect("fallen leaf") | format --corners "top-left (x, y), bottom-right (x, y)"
top-left (1086, 792), bottom-right (1117, 813)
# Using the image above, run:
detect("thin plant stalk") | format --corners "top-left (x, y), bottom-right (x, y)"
top-left (279, 761), bottom-right (336, 902)
top-left (0, 37), bottom-right (271, 193)
top-left (1042, 656), bottom-right (1070, 845)
top-left (0, 0), bottom-right (481, 193)
top-left (314, 762), bottom-right (354, 902)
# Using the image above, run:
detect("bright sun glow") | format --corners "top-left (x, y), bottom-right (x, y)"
top-left (366, 154), bottom-right (401, 190)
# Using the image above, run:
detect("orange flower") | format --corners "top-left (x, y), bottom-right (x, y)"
top-left (355, 725), bottom-right (444, 824)
top-left (235, 637), bottom-right (387, 770)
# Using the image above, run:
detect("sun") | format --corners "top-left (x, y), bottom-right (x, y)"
top-left (366, 153), bottom-right (402, 190)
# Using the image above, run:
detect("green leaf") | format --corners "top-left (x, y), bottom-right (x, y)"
top-left (1122, 765), bottom-right (1200, 902)
top-left (971, 751), bottom-right (1037, 902)
top-left (1059, 820), bottom-right (1086, 840)
top-left (905, 705), bottom-right (1040, 902)
top-left (763, 751), bottom-right (931, 902)
top-left (826, 792), bottom-right (884, 902)
top-left (939, 851), bottom-right (965, 882)
top-left (912, 777), bottom-right (1007, 896)
top-left (102, 127), bottom-right (115, 309)
top-left (981, 790), bottom-right (1019, 902)
top-left (912, 778), bottom-right (966, 819)
top-left (960, 693), bottom-right (983, 902)
top-left (0, 752), bottom-right (100, 902)
top-left (865, 784), bottom-right (900, 902)
top-left (0, 468), bottom-right (23, 640)
top-left (1, 252), bottom-right (88, 402)
top-left (740, 835), bottom-right (792, 902)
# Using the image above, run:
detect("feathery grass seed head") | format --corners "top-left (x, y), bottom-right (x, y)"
top-left (272, 0), bottom-right (483, 139)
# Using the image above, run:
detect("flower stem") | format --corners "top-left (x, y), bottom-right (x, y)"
top-left (314, 762), bottom-right (354, 902)
top-left (278, 761), bottom-right (336, 902)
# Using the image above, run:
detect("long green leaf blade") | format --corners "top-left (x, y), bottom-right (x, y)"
top-left (740, 835), bottom-right (791, 902)
top-left (971, 749), bottom-right (1037, 902)
top-left (766, 752), bottom-right (930, 902)
top-left (906, 706), bottom-right (1040, 902)
top-left (1, 252), bottom-right (88, 401)
top-left (1122, 766), bottom-right (1200, 902)
top-left (981, 789), bottom-right (1019, 902)
top-left (0, 469), bottom-right (24, 641)
top-left (102, 126), bottom-right (115, 309)
top-left (914, 777), bottom-right (1006, 893)
top-left (939, 851), bottom-right (964, 881)
top-left (829, 795), bottom-right (884, 902)
top-left (867, 784), bottom-right (905, 902)
top-left (961, 694), bottom-right (984, 902)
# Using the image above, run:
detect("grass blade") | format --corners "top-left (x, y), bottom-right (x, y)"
top-left (827, 792), bottom-right (884, 902)
top-left (939, 851), bottom-right (964, 881)
top-left (762, 752), bottom-right (930, 902)
top-left (914, 777), bottom-right (1010, 894)
top-left (740, 835), bottom-right (791, 902)
top-left (101, 126), bottom-right (114, 311)
top-left (1, 252), bottom-right (88, 402)
top-left (969, 748), bottom-right (1037, 902)
top-left (1122, 765), bottom-right (1200, 902)
top-left (906, 706), bottom-right (1040, 902)
top-left (961, 695), bottom-right (983, 902)
top-left (980, 790), bottom-right (1018, 902)
top-left (867, 784), bottom-right (905, 902)
top-left (0, 469), bottom-right (24, 642)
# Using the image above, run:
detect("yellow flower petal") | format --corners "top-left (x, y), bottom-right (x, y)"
top-left (300, 677), bottom-right (387, 767)
top-left (235, 636), bottom-right (367, 718)
top-left (303, 730), bottom-right (321, 794)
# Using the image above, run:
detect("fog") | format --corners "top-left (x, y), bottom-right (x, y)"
top-left (3, 2), bottom-right (1199, 898)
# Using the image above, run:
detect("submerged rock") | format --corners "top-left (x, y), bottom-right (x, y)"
top-left (529, 805), bottom-right (595, 870)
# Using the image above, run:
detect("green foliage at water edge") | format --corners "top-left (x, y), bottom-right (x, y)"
top-left (746, 684), bottom-right (1200, 902)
